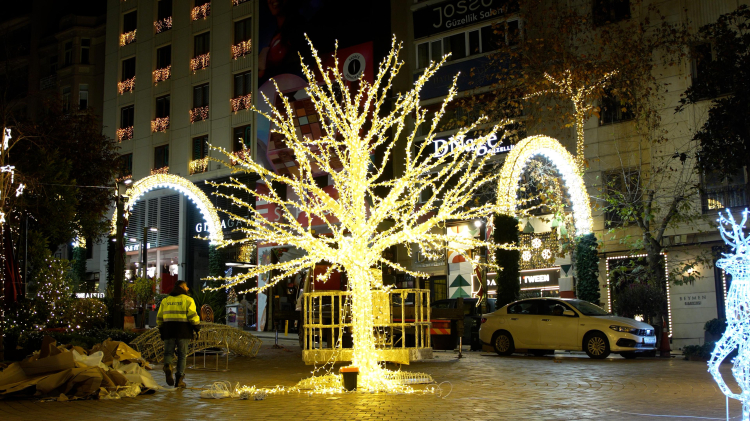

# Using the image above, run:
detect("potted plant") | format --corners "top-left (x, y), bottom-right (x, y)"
top-left (704, 318), bottom-right (726, 343)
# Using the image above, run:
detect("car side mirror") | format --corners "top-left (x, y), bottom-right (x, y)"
top-left (563, 309), bottom-right (576, 317)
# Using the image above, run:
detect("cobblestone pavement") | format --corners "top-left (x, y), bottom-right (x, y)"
top-left (0, 333), bottom-right (742, 420)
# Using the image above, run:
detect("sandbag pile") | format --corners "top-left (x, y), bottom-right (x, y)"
top-left (0, 336), bottom-right (159, 400)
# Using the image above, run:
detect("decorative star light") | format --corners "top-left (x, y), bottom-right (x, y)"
top-left (708, 208), bottom-right (750, 420)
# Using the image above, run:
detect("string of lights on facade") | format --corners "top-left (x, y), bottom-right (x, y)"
top-left (191, 3), bottom-right (210, 20)
top-left (230, 94), bottom-right (252, 113)
top-left (154, 16), bottom-right (172, 34)
top-left (117, 76), bottom-right (135, 95)
top-left (116, 126), bottom-right (134, 142)
top-left (231, 40), bottom-right (252, 60)
top-left (190, 53), bottom-right (210, 72)
top-left (153, 65), bottom-right (171, 84)
top-left (119, 29), bottom-right (136, 47)
top-left (189, 106), bottom-right (210, 123)
top-left (708, 208), bottom-right (750, 420)
top-left (151, 117), bottom-right (170, 133)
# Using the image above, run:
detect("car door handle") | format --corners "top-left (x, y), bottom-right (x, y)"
top-left (510, 318), bottom-right (518, 320)
top-left (542, 319), bottom-right (551, 322)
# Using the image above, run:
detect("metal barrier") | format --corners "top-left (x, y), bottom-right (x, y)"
top-left (301, 289), bottom-right (433, 365)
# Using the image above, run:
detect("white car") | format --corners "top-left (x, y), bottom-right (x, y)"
top-left (479, 298), bottom-right (657, 359)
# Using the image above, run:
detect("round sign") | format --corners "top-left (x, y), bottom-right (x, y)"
top-left (343, 53), bottom-right (365, 82)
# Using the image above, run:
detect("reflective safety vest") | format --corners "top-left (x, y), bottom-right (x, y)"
top-left (157, 293), bottom-right (200, 326)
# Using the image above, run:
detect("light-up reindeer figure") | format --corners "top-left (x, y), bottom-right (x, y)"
top-left (709, 208), bottom-right (750, 420)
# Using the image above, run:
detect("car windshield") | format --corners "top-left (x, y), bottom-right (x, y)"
top-left (567, 300), bottom-right (610, 316)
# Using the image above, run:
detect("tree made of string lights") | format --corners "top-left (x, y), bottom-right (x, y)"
top-left (709, 208), bottom-right (750, 420)
top-left (205, 37), bottom-right (516, 392)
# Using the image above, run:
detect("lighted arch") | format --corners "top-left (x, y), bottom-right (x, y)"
top-left (496, 135), bottom-right (593, 235)
top-left (111, 174), bottom-right (223, 244)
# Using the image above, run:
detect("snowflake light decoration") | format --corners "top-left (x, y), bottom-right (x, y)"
top-left (708, 208), bottom-right (750, 420)
top-left (531, 238), bottom-right (542, 249)
top-left (541, 249), bottom-right (552, 260)
top-left (522, 250), bottom-right (532, 261)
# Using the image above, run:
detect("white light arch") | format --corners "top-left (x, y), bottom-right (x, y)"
top-left (111, 174), bottom-right (223, 244)
top-left (496, 135), bottom-right (593, 236)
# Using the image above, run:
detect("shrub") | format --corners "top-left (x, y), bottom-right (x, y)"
top-left (612, 282), bottom-right (667, 322)
top-left (64, 298), bottom-right (109, 330)
top-left (575, 233), bottom-right (600, 305)
top-left (704, 318), bottom-right (727, 336)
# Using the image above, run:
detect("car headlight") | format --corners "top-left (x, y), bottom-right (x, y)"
top-left (609, 325), bottom-right (638, 334)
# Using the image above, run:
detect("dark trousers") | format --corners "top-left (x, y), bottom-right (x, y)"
top-left (163, 338), bottom-right (190, 376)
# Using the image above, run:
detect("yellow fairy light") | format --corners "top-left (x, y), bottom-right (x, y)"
top-left (496, 135), bottom-right (593, 236)
top-left (116, 126), bottom-right (133, 142)
top-left (189, 157), bottom-right (209, 175)
top-left (232, 0), bottom-right (249, 5)
top-left (118, 77), bottom-right (135, 95)
top-left (154, 16), bottom-right (172, 34)
top-left (150, 166), bottom-right (169, 175)
top-left (190, 106), bottom-right (210, 123)
top-left (151, 117), bottom-right (170, 133)
top-left (191, 3), bottom-right (210, 20)
top-left (119, 30), bottom-right (136, 47)
top-left (110, 173), bottom-right (224, 244)
top-left (203, 36), bottom-right (519, 393)
top-left (230, 94), bottom-right (252, 113)
top-left (190, 53), bottom-right (210, 73)
top-left (231, 40), bottom-right (252, 60)
top-left (153, 65), bottom-right (171, 84)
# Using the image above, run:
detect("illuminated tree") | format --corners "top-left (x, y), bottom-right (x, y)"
top-left (207, 38), bottom-right (515, 391)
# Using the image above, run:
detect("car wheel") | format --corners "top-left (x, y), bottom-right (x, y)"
top-left (584, 332), bottom-right (610, 359)
top-left (493, 331), bottom-right (514, 356)
top-left (620, 352), bottom-right (638, 359)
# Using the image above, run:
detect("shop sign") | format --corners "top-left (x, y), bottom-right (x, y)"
top-left (194, 219), bottom-right (243, 234)
top-left (676, 293), bottom-right (709, 307)
top-left (413, 0), bottom-right (515, 39)
top-left (125, 243), bottom-right (150, 252)
top-left (519, 268), bottom-right (559, 289)
top-left (76, 292), bottom-right (104, 299)
top-left (430, 132), bottom-right (513, 158)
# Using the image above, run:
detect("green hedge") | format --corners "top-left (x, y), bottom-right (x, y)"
top-left (493, 214), bottom-right (520, 309)
top-left (575, 233), bottom-right (600, 305)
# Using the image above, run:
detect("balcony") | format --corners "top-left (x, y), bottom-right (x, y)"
top-left (230, 93), bottom-right (252, 113)
top-left (120, 30), bottom-right (137, 47)
top-left (231, 40), bottom-right (252, 60)
top-left (151, 117), bottom-right (170, 133)
top-left (118, 77), bottom-right (135, 94)
top-left (191, 3), bottom-right (210, 20)
top-left (232, 0), bottom-right (250, 4)
top-left (190, 53), bottom-right (210, 72)
top-left (116, 126), bottom-right (134, 142)
top-left (154, 17), bottom-right (172, 34)
top-left (189, 157), bottom-right (209, 175)
top-left (153, 66), bottom-right (171, 84)
top-left (230, 148), bottom-right (251, 166)
top-left (151, 166), bottom-right (169, 175)
top-left (703, 185), bottom-right (748, 213)
top-left (39, 74), bottom-right (57, 90)
top-left (189, 106), bottom-right (209, 123)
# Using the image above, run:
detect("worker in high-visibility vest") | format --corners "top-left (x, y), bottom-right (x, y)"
top-left (157, 280), bottom-right (200, 388)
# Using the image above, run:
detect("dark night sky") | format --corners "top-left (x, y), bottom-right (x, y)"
top-left (4, 0), bottom-right (107, 23)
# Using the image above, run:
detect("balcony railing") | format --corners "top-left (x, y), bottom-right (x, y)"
top-left (230, 93), bottom-right (252, 113)
top-left (154, 17), bottom-right (173, 33)
top-left (230, 148), bottom-right (251, 166)
top-left (116, 126), bottom-right (134, 142)
top-left (151, 117), bottom-right (170, 132)
top-left (118, 77), bottom-right (135, 94)
top-left (231, 40), bottom-right (252, 60)
top-left (189, 106), bottom-right (209, 123)
top-left (40, 74), bottom-right (57, 90)
top-left (191, 3), bottom-right (210, 20)
top-left (120, 30), bottom-right (137, 47)
top-left (232, 0), bottom-right (250, 5)
top-left (153, 66), bottom-right (171, 84)
top-left (703, 185), bottom-right (748, 213)
top-left (190, 53), bottom-right (210, 72)
top-left (189, 157), bottom-right (209, 175)
top-left (151, 166), bottom-right (169, 175)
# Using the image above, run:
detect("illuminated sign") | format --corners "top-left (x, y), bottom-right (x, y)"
top-left (522, 274), bottom-right (549, 283)
top-left (519, 268), bottom-right (560, 289)
top-left (413, 0), bottom-right (517, 39)
top-left (195, 219), bottom-right (243, 233)
top-left (76, 292), bottom-right (104, 299)
top-left (430, 133), bottom-right (513, 158)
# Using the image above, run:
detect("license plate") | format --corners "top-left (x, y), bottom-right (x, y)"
top-left (643, 336), bottom-right (656, 344)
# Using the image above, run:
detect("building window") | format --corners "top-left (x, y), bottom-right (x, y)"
top-left (231, 125), bottom-right (252, 164)
top-left (593, 0), bottom-right (630, 26)
top-left (232, 17), bottom-right (252, 59)
top-left (118, 105), bottom-right (135, 141)
top-left (120, 153), bottom-right (133, 178)
top-left (604, 169), bottom-right (639, 227)
top-left (64, 41), bottom-right (73, 66)
top-left (190, 135), bottom-right (209, 174)
top-left (157, 0), bottom-right (172, 21)
top-left (415, 20), bottom-right (521, 69)
top-left (231, 71), bottom-right (252, 111)
top-left (78, 84), bottom-right (88, 110)
top-left (62, 86), bottom-right (71, 112)
top-left (119, 57), bottom-right (136, 94)
top-left (152, 95), bottom-right (170, 132)
top-left (191, 32), bottom-right (210, 71)
top-left (702, 168), bottom-right (748, 213)
top-left (599, 90), bottom-right (633, 125)
top-left (690, 42), bottom-right (731, 99)
top-left (80, 39), bottom-right (90, 64)
top-left (123, 11), bottom-right (138, 33)
top-left (154, 144), bottom-right (169, 170)
top-left (190, 83), bottom-right (209, 122)
top-left (154, 45), bottom-right (171, 83)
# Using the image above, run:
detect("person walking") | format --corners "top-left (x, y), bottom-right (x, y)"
top-left (157, 280), bottom-right (200, 388)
